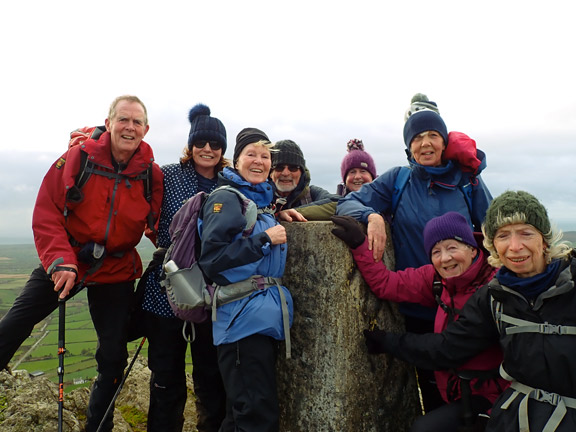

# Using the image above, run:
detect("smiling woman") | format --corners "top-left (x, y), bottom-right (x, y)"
top-left (331, 211), bottom-right (506, 431)
top-left (354, 191), bottom-right (576, 432)
top-left (197, 127), bottom-right (294, 431)
top-left (137, 103), bottom-right (229, 431)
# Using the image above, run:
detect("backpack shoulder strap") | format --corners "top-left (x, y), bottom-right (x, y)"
top-left (75, 150), bottom-right (92, 189)
top-left (489, 293), bottom-right (504, 334)
top-left (210, 185), bottom-right (258, 236)
top-left (458, 174), bottom-right (475, 216)
top-left (391, 166), bottom-right (411, 215)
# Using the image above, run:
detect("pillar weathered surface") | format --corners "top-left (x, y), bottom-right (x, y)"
top-left (277, 221), bottom-right (420, 432)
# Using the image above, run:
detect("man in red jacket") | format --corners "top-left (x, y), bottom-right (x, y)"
top-left (0, 95), bottom-right (163, 432)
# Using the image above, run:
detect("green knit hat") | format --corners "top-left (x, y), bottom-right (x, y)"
top-left (483, 190), bottom-right (550, 241)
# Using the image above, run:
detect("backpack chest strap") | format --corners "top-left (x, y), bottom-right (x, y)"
top-left (211, 276), bottom-right (291, 359)
top-left (500, 313), bottom-right (576, 336)
top-left (500, 375), bottom-right (576, 432)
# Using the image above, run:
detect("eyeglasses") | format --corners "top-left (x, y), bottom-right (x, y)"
top-left (193, 141), bottom-right (223, 151)
top-left (273, 164), bottom-right (300, 173)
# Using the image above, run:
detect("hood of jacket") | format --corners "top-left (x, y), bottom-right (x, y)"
top-left (488, 255), bottom-right (575, 310)
top-left (408, 151), bottom-right (485, 192)
top-left (219, 166), bottom-right (275, 208)
top-left (82, 131), bottom-right (155, 175)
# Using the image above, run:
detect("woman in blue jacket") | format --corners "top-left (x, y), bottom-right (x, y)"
top-left (198, 127), bottom-right (293, 432)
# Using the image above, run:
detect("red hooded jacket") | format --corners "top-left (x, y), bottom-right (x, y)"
top-left (352, 239), bottom-right (509, 405)
top-left (32, 131), bottom-right (163, 284)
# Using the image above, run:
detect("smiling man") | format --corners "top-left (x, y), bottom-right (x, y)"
top-left (0, 95), bottom-right (163, 432)
top-left (270, 139), bottom-right (338, 219)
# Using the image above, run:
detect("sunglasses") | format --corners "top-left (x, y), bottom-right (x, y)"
top-left (193, 141), bottom-right (223, 151)
top-left (273, 164), bottom-right (300, 173)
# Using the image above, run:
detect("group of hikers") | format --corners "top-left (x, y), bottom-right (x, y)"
top-left (0, 93), bottom-right (574, 432)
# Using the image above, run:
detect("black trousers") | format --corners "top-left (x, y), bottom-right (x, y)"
top-left (0, 264), bottom-right (134, 432)
top-left (217, 334), bottom-right (279, 432)
top-left (410, 395), bottom-right (492, 432)
top-left (144, 311), bottom-right (226, 432)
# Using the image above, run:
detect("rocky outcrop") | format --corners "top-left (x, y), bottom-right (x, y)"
top-left (0, 357), bottom-right (197, 432)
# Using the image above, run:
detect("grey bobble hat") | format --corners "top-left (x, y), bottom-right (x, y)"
top-left (404, 93), bottom-right (440, 122)
top-left (483, 190), bottom-right (551, 241)
top-left (423, 212), bottom-right (477, 258)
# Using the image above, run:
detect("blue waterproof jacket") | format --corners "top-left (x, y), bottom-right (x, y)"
top-left (198, 167), bottom-right (293, 345)
top-left (337, 156), bottom-right (492, 319)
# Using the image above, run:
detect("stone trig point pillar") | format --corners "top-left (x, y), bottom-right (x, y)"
top-left (277, 222), bottom-right (420, 432)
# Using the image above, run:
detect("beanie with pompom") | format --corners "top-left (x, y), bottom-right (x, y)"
top-left (340, 139), bottom-right (377, 181)
top-left (403, 109), bottom-right (448, 149)
top-left (404, 93), bottom-right (440, 122)
top-left (187, 103), bottom-right (227, 154)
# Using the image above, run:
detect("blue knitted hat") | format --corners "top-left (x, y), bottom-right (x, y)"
top-left (187, 103), bottom-right (227, 154)
top-left (423, 212), bottom-right (477, 258)
top-left (403, 110), bottom-right (448, 149)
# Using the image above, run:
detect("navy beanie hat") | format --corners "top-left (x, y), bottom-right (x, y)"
top-left (233, 127), bottom-right (270, 165)
top-left (187, 103), bottom-right (227, 154)
top-left (272, 140), bottom-right (306, 170)
top-left (423, 212), bottom-right (477, 258)
top-left (403, 110), bottom-right (448, 149)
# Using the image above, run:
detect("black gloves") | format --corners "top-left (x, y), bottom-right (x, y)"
top-left (363, 329), bottom-right (388, 354)
top-left (330, 215), bottom-right (366, 249)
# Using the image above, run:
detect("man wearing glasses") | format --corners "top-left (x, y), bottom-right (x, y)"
top-left (271, 139), bottom-right (338, 221)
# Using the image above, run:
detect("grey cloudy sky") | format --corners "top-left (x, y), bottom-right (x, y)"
top-left (1, 0), bottom-right (575, 244)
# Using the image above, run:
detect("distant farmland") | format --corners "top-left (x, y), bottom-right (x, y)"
top-left (0, 242), bottom-right (195, 392)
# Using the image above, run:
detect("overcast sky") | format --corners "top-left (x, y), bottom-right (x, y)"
top-left (1, 1), bottom-right (575, 244)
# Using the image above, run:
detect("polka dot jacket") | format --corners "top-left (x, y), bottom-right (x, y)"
top-left (142, 161), bottom-right (218, 318)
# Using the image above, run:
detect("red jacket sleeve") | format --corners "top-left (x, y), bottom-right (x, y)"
top-left (351, 239), bottom-right (438, 308)
top-left (32, 150), bottom-right (81, 273)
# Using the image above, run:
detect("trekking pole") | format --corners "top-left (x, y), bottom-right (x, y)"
top-left (57, 297), bottom-right (66, 432)
top-left (95, 336), bottom-right (147, 432)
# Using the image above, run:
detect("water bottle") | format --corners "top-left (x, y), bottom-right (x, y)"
top-left (164, 260), bottom-right (179, 273)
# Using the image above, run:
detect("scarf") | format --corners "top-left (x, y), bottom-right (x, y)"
top-left (496, 259), bottom-right (562, 301)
